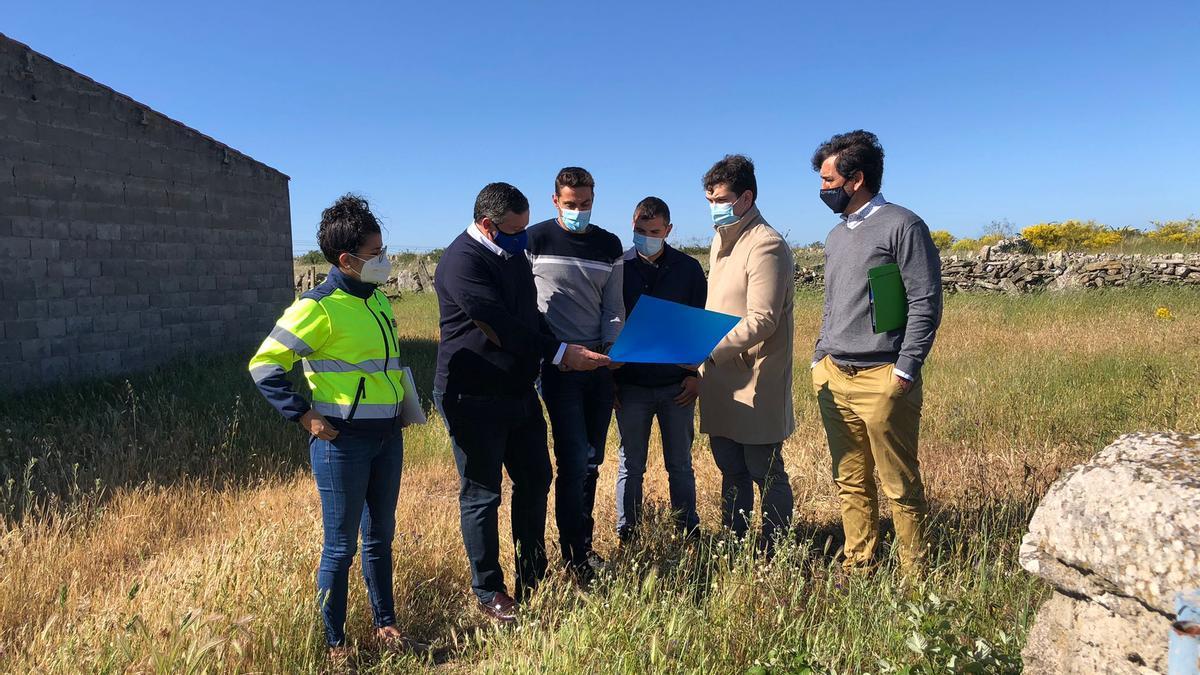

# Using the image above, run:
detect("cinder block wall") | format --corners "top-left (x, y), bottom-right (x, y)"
top-left (0, 34), bottom-right (293, 393)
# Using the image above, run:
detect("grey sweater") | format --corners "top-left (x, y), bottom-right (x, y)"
top-left (526, 219), bottom-right (625, 346)
top-left (813, 201), bottom-right (943, 378)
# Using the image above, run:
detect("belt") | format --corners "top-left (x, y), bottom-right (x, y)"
top-left (834, 361), bottom-right (863, 376)
top-left (832, 361), bottom-right (887, 377)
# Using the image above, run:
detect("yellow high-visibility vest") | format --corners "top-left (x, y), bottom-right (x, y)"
top-left (249, 269), bottom-right (403, 423)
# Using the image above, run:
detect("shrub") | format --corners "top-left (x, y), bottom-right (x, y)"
top-left (296, 250), bottom-right (325, 265)
top-left (1021, 220), bottom-right (1127, 251)
top-left (982, 219), bottom-right (1016, 240)
top-left (930, 230), bottom-right (956, 250)
top-left (1147, 218), bottom-right (1200, 246)
top-left (950, 238), bottom-right (980, 254)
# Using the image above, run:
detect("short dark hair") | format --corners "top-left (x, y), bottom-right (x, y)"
top-left (810, 130), bottom-right (885, 194)
top-left (318, 193), bottom-right (381, 265)
top-left (702, 154), bottom-right (757, 202)
top-left (633, 196), bottom-right (670, 224)
top-left (555, 167), bottom-right (595, 195)
top-left (473, 182), bottom-right (529, 224)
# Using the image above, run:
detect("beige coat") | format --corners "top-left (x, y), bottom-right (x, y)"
top-left (699, 206), bottom-right (796, 445)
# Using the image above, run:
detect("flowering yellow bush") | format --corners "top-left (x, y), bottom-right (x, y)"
top-left (930, 230), bottom-right (956, 250)
top-left (1147, 218), bottom-right (1200, 246)
top-left (1021, 220), bottom-right (1126, 251)
top-left (1156, 306), bottom-right (1175, 321)
top-left (950, 237), bottom-right (979, 254)
top-left (1087, 229), bottom-right (1123, 249)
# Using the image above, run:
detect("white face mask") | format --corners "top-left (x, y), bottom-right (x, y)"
top-left (349, 246), bottom-right (390, 285)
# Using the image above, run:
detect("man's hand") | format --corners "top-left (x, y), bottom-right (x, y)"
top-left (674, 375), bottom-right (700, 406)
top-left (895, 375), bottom-right (913, 394)
top-left (561, 344), bottom-right (611, 371)
top-left (300, 409), bottom-right (339, 440)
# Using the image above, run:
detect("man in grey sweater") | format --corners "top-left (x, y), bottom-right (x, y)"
top-left (527, 167), bottom-right (625, 583)
top-left (809, 130), bottom-right (943, 573)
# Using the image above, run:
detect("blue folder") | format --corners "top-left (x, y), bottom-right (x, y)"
top-left (607, 296), bottom-right (741, 365)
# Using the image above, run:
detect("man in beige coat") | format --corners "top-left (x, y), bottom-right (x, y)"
top-left (697, 154), bottom-right (795, 548)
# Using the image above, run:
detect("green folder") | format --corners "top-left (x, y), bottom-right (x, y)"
top-left (868, 263), bottom-right (907, 334)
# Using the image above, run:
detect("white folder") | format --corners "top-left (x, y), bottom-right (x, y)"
top-left (399, 366), bottom-right (427, 426)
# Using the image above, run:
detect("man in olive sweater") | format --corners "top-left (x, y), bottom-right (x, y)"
top-left (809, 130), bottom-right (943, 573)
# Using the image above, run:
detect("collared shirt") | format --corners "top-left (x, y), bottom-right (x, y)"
top-left (466, 223), bottom-right (509, 258)
top-left (815, 193), bottom-right (912, 382)
top-left (843, 192), bottom-right (889, 230)
top-left (465, 223), bottom-right (566, 364)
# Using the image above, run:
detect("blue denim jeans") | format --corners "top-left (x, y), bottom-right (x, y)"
top-left (310, 431), bottom-right (404, 647)
top-left (709, 435), bottom-right (793, 546)
top-left (434, 389), bottom-right (552, 604)
top-left (540, 363), bottom-right (614, 567)
top-left (614, 383), bottom-right (699, 536)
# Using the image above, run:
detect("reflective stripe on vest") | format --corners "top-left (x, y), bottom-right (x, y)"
top-left (313, 401), bottom-right (399, 420)
top-left (250, 363), bottom-right (286, 383)
top-left (269, 324), bottom-right (315, 356)
top-left (303, 357), bottom-right (402, 375)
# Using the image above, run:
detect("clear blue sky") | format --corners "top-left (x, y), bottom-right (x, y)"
top-left (8, 1), bottom-right (1199, 253)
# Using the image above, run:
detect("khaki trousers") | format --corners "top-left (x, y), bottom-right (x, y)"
top-left (811, 356), bottom-right (928, 569)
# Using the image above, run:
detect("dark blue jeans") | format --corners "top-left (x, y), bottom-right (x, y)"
top-left (540, 363), bottom-right (614, 567)
top-left (614, 383), bottom-right (699, 536)
top-left (434, 389), bottom-right (552, 604)
top-left (709, 435), bottom-right (793, 546)
top-left (310, 431), bottom-right (404, 647)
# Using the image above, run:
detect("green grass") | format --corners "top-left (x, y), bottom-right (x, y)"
top-left (1, 287), bottom-right (1197, 673)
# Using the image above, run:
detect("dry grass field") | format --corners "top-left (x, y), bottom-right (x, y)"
top-left (1, 287), bottom-right (1198, 673)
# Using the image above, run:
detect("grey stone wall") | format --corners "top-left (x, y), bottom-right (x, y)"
top-left (794, 252), bottom-right (1200, 293)
top-left (0, 34), bottom-right (293, 393)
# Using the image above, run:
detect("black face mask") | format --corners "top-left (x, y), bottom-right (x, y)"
top-left (820, 185), bottom-right (854, 214)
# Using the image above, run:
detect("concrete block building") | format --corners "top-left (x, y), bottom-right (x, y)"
top-left (0, 33), bottom-right (293, 393)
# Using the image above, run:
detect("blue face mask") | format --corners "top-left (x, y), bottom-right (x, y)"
top-left (492, 229), bottom-right (528, 256)
top-left (560, 209), bottom-right (592, 233)
top-left (710, 200), bottom-right (738, 226)
top-left (633, 233), bottom-right (664, 258)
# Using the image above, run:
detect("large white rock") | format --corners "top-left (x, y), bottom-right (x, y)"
top-left (1020, 432), bottom-right (1200, 673)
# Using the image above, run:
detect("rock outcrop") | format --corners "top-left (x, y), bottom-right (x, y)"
top-left (1019, 432), bottom-right (1200, 674)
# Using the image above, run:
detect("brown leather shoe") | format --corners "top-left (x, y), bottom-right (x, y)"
top-left (478, 591), bottom-right (517, 625)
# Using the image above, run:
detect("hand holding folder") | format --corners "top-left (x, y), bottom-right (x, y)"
top-left (868, 263), bottom-right (907, 334)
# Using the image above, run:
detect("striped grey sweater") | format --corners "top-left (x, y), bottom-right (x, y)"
top-left (526, 219), bottom-right (625, 346)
